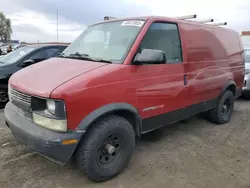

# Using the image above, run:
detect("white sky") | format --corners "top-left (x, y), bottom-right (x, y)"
top-left (2, 0), bottom-right (250, 42)
top-left (8, 11), bottom-right (84, 43)
top-left (133, 0), bottom-right (250, 31)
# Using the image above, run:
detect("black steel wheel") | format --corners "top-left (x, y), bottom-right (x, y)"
top-left (98, 133), bottom-right (124, 165)
top-left (75, 115), bottom-right (135, 182)
top-left (207, 90), bottom-right (234, 124)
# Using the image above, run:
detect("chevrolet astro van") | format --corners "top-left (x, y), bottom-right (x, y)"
top-left (4, 16), bottom-right (244, 182)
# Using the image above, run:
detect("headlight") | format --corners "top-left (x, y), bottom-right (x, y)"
top-left (46, 100), bottom-right (56, 114)
top-left (32, 97), bottom-right (67, 132)
top-left (33, 113), bottom-right (67, 132)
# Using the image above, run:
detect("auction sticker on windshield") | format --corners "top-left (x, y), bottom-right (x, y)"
top-left (121, 20), bottom-right (145, 27)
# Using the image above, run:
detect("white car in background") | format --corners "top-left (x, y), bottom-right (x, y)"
top-left (242, 47), bottom-right (250, 99)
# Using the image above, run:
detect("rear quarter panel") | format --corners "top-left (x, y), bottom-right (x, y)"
top-left (179, 22), bottom-right (244, 104)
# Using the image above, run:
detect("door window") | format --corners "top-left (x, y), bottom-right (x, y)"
top-left (139, 22), bottom-right (182, 63)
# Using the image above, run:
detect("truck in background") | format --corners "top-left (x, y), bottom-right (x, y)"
top-left (241, 31), bottom-right (250, 99)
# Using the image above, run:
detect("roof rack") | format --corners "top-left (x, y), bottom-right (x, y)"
top-left (177, 14), bottom-right (197, 20)
top-left (198, 19), bottom-right (214, 23)
top-left (209, 22), bottom-right (227, 26)
top-left (104, 16), bottom-right (117, 20)
top-left (103, 15), bottom-right (227, 27)
top-left (177, 14), bottom-right (227, 27)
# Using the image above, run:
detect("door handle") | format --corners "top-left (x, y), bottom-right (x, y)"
top-left (184, 74), bottom-right (188, 86)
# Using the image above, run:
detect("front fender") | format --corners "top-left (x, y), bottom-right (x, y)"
top-left (75, 102), bottom-right (142, 137)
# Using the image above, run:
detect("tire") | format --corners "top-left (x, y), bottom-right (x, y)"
top-left (207, 90), bottom-right (234, 124)
top-left (75, 115), bottom-right (135, 182)
top-left (243, 91), bottom-right (250, 100)
top-left (0, 88), bottom-right (9, 107)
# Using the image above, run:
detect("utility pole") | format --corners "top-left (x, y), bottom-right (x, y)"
top-left (56, 9), bottom-right (58, 43)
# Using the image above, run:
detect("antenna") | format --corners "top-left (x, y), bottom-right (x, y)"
top-left (199, 19), bottom-right (214, 23)
top-left (104, 16), bottom-right (117, 21)
top-left (210, 22), bottom-right (227, 26)
top-left (177, 14), bottom-right (197, 20)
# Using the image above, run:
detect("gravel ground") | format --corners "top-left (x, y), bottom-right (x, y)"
top-left (1, 99), bottom-right (250, 188)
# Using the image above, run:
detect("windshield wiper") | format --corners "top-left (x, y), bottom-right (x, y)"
top-left (94, 59), bottom-right (113, 64)
top-left (63, 52), bottom-right (113, 63)
top-left (69, 52), bottom-right (89, 58)
top-left (65, 52), bottom-right (96, 61)
top-left (58, 52), bottom-right (65, 57)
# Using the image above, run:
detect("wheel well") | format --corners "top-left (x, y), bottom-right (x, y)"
top-left (114, 110), bottom-right (140, 137)
top-left (226, 84), bottom-right (236, 96)
top-left (86, 110), bottom-right (141, 139)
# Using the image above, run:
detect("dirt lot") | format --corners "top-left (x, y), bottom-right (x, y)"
top-left (1, 100), bottom-right (250, 188)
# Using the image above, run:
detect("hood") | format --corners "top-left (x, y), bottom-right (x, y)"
top-left (9, 57), bottom-right (107, 97)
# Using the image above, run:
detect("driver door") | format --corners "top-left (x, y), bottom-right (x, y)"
top-left (133, 22), bottom-right (188, 132)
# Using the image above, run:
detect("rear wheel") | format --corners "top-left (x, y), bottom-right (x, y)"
top-left (75, 115), bottom-right (135, 182)
top-left (207, 90), bottom-right (234, 124)
top-left (242, 91), bottom-right (250, 100)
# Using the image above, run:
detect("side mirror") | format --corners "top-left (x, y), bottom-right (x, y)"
top-left (22, 59), bottom-right (35, 67)
top-left (134, 49), bottom-right (166, 65)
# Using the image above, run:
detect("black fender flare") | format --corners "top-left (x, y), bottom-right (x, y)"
top-left (221, 80), bottom-right (236, 96)
top-left (76, 102), bottom-right (142, 138)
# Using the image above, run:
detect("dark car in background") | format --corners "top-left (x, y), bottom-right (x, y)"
top-left (13, 44), bottom-right (27, 50)
top-left (0, 44), bottom-right (67, 105)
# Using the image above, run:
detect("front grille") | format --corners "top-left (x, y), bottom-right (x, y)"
top-left (9, 86), bottom-right (33, 121)
top-left (9, 87), bottom-right (31, 105)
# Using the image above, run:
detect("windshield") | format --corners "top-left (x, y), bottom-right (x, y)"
top-left (0, 46), bottom-right (36, 65)
top-left (62, 20), bottom-right (145, 63)
top-left (245, 50), bottom-right (250, 62)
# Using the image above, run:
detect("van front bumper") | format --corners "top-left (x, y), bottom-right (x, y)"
top-left (4, 102), bottom-right (84, 165)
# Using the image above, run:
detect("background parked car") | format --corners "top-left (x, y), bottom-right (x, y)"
top-left (242, 47), bottom-right (250, 99)
top-left (0, 44), bottom-right (67, 105)
top-left (13, 44), bottom-right (26, 50)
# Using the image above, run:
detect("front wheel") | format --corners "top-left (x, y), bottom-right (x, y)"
top-left (207, 90), bottom-right (234, 124)
top-left (75, 115), bottom-right (135, 182)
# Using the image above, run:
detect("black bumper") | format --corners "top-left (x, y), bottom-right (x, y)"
top-left (4, 102), bottom-right (84, 165)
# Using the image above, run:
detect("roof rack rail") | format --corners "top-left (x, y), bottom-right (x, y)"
top-left (103, 15), bottom-right (227, 27)
top-left (104, 16), bottom-right (117, 20)
top-left (177, 14), bottom-right (197, 20)
top-left (177, 14), bottom-right (227, 27)
top-left (209, 22), bottom-right (227, 26)
top-left (198, 19), bottom-right (214, 23)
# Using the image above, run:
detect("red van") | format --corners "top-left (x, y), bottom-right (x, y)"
top-left (4, 16), bottom-right (244, 182)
